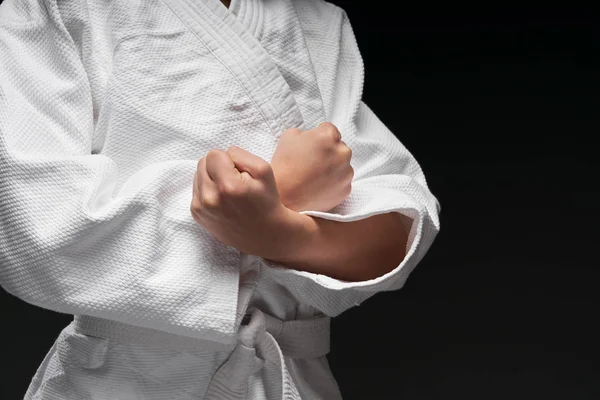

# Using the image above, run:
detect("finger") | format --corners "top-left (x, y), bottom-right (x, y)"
top-left (191, 171), bottom-right (200, 210)
top-left (226, 146), bottom-right (272, 180)
top-left (196, 156), bottom-right (219, 192)
top-left (192, 171), bottom-right (199, 198)
top-left (196, 157), bottom-right (220, 209)
top-left (205, 149), bottom-right (240, 186)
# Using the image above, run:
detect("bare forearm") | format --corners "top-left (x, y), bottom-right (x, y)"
top-left (265, 209), bottom-right (410, 282)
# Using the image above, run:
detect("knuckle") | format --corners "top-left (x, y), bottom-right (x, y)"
top-left (317, 124), bottom-right (333, 137)
top-left (347, 165), bottom-right (355, 180)
top-left (331, 129), bottom-right (341, 142)
top-left (219, 181), bottom-right (240, 196)
top-left (206, 149), bottom-right (223, 160)
top-left (339, 143), bottom-right (352, 159)
top-left (201, 192), bottom-right (219, 209)
top-left (319, 122), bottom-right (340, 141)
top-left (254, 161), bottom-right (272, 177)
top-left (318, 121), bottom-right (335, 131)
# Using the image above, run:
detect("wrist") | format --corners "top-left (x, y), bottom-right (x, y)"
top-left (272, 175), bottom-right (295, 212)
top-left (264, 206), bottom-right (319, 264)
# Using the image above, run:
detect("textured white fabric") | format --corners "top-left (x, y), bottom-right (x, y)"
top-left (0, 0), bottom-right (441, 398)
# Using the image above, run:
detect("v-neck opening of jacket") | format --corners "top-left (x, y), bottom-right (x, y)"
top-left (160, 0), bottom-right (305, 138)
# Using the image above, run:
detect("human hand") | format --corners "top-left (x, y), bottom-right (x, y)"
top-left (270, 122), bottom-right (354, 212)
top-left (190, 146), bottom-right (296, 258)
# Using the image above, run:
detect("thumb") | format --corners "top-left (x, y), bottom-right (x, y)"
top-left (226, 146), bottom-right (271, 180)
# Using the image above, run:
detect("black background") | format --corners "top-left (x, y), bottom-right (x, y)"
top-left (2, 1), bottom-right (599, 399)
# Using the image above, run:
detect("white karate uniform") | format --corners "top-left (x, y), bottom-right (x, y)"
top-left (0, 0), bottom-right (441, 398)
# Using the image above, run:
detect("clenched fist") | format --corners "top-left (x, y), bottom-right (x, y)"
top-left (190, 146), bottom-right (294, 258)
top-left (270, 122), bottom-right (354, 213)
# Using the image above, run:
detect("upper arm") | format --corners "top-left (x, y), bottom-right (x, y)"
top-left (0, 0), bottom-right (93, 157)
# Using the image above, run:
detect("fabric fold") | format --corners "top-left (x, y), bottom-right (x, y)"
top-left (0, 0), bottom-right (242, 344)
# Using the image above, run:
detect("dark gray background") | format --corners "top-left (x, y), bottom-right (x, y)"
top-left (2, 1), bottom-right (599, 399)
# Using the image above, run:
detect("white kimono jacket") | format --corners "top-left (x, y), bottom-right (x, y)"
top-left (0, 0), bottom-right (441, 398)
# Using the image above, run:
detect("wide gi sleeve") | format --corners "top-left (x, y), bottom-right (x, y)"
top-left (261, 6), bottom-right (441, 317)
top-left (0, 0), bottom-right (241, 344)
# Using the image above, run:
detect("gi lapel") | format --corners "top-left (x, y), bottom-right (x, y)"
top-left (244, 0), bottom-right (328, 133)
top-left (160, 0), bottom-right (305, 138)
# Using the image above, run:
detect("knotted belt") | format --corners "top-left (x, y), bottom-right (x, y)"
top-left (73, 308), bottom-right (330, 399)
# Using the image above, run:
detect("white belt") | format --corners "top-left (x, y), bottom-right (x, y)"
top-left (73, 308), bottom-right (330, 399)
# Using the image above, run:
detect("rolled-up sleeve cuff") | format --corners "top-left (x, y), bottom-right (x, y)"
top-left (259, 176), bottom-right (440, 316)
